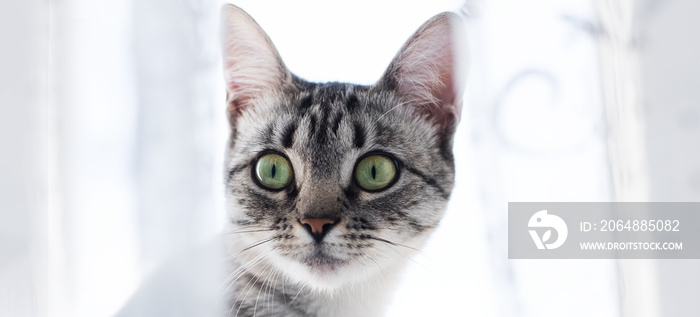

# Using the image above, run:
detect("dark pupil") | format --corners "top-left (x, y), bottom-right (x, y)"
top-left (371, 165), bottom-right (376, 180)
top-left (271, 164), bottom-right (277, 178)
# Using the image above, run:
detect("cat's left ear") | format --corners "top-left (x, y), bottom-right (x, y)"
top-left (376, 12), bottom-right (467, 131)
top-left (220, 5), bottom-right (293, 121)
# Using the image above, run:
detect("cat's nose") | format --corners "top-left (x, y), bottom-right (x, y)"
top-left (299, 217), bottom-right (338, 243)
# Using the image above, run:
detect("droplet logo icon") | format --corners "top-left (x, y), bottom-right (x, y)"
top-left (528, 210), bottom-right (568, 250)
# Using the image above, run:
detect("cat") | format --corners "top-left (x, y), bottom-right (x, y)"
top-left (220, 4), bottom-right (466, 317)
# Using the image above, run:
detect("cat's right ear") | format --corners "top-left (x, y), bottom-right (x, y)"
top-left (220, 5), bottom-right (292, 122)
top-left (376, 12), bottom-right (467, 132)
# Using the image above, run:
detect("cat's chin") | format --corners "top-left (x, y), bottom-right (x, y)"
top-left (300, 252), bottom-right (348, 274)
top-left (273, 252), bottom-right (375, 291)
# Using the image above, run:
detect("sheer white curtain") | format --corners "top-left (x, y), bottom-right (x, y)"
top-left (1, 1), bottom-right (49, 316)
top-left (48, 0), bottom-right (223, 316)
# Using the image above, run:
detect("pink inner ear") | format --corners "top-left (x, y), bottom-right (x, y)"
top-left (224, 77), bottom-right (254, 117)
top-left (420, 33), bottom-right (460, 125)
top-left (383, 12), bottom-right (465, 130)
top-left (220, 5), bottom-right (291, 118)
top-left (226, 90), bottom-right (252, 118)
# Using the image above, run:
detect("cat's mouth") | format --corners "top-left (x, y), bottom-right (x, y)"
top-left (300, 248), bottom-right (348, 273)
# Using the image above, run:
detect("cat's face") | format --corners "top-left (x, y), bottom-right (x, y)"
top-left (220, 5), bottom-right (465, 291)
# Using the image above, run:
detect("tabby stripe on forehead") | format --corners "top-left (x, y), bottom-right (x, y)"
top-left (262, 123), bottom-right (275, 145)
top-left (346, 94), bottom-right (359, 112)
top-left (353, 121), bottom-right (366, 148)
top-left (331, 112), bottom-right (344, 135)
top-left (309, 114), bottom-right (317, 135)
top-left (299, 94), bottom-right (314, 111)
top-left (281, 122), bottom-right (297, 148)
top-left (315, 106), bottom-right (330, 144)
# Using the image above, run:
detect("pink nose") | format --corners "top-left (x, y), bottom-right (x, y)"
top-left (299, 217), bottom-right (337, 242)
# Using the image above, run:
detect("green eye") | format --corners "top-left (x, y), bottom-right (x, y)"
top-left (354, 155), bottom-right (397, 191)
top-left (255, 153), bottom-right (294, 190)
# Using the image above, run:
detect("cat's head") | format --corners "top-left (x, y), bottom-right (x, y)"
top-left (220, 5), bottom-right (465, 291)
